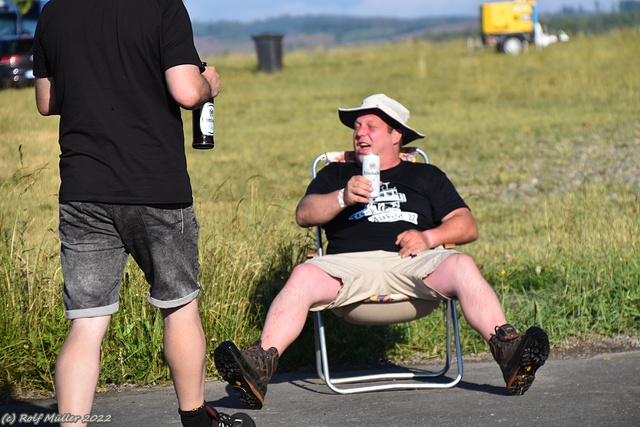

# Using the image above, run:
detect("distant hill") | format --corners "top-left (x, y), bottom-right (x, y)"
top-left (192, 15), bottom-right (478, 55)
top-left (192, 12), bottom-right (640, 56)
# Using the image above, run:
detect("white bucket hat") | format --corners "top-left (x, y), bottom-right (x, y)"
top-left (338, 94), bottom-right (425, 145)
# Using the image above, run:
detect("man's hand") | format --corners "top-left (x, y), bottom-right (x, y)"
top-left (343, 175), bottom-right (374, 206)
top-left (296, 175), bottom-right (375, 227)
top-left (202, 64), bottom-right (221, 98)
top-left (396, 208), bottom-right (479, 258)
top-left (396, 229), bottom-right (432, 258)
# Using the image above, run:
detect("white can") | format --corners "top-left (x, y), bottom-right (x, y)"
top-left (362, 153), bottom-right (380, 198)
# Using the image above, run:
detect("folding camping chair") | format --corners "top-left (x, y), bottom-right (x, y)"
top-left (311, 146), bottom-right (463, 394)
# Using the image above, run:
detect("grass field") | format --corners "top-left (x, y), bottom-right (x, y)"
top-left (1, 29), bottom-right (639, 398)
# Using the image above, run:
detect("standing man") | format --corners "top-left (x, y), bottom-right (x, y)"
top-left (33, 1), bottom-right (253, 426)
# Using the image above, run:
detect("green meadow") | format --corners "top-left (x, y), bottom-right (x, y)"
top-left (1, 29), bottom-right (639, 398)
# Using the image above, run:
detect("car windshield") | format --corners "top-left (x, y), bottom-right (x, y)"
top-left (0, 14), bottom-right (18, 37)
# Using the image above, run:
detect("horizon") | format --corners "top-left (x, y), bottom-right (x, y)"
top-left (184, 0), bottom-right (620, 23)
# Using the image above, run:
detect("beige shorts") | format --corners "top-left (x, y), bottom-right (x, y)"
top-left (305, 248), bottom-right (458, 311)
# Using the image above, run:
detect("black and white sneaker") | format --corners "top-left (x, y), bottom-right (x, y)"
top-left (206, 405), bottom-right (256, 427)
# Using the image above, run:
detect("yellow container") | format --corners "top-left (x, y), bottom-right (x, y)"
top-left (481, 1), bottom-right (535, 35)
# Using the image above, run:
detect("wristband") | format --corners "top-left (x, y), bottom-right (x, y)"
top-left (337, 188), bottom-right (346, 209)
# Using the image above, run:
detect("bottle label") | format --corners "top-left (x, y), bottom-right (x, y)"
top-left (200, 102), bottom-right (214, 136)
top-left (362, 153), bottom-right (380, 198)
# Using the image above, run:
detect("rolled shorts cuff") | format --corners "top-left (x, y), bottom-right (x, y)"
top-left (66, 301), bottom-right (119, 320)
top-left (148, 287), bottom-right (200, 309)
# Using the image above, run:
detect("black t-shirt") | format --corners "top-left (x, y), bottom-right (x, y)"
top-left (305, 161), bottom-right (469, 254)
top-left (33, 0), bottom-right (202, 204)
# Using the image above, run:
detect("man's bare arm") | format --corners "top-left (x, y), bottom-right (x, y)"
top-left (35, 77), bottom-right (59, 116)
top-left (165, 63), bottom-right (221, 110)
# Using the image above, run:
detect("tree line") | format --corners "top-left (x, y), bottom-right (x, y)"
top-left (192, 12), bottom-right (640, 45)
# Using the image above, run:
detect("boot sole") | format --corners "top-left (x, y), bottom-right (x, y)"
top-left (214, 341), bottom-right (265, 409)
top-left (506, 326), bottom-right (550, 395)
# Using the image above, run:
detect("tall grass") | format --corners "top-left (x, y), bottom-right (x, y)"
top-left (1, 29), bottom-right (639, 398)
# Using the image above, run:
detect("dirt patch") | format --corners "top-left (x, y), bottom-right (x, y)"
top-left (549, 334), bottom-right (640, 360)
top-left (471, 334), bottom-right (639, 363)
top-left (403, 334), bottom-right (640, 365)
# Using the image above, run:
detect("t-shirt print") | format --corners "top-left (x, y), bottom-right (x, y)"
top-left (348, 182), bottom-right (419, 225)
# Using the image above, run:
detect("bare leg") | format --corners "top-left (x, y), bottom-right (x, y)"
top-left (162, 298), bottom-right (206, 411)
top-left (260, 263), bottom-right (342, 354)
top-left (55, 316), bottom-right (111, 427)
top-left (424, 253), bottom-right (507, 341)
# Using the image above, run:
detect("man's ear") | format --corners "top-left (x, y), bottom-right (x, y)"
top-left (392, 128), bottom-right (404, 146)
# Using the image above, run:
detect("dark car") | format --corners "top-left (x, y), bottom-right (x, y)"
top-left (0, 36), bottom-right (34, 89)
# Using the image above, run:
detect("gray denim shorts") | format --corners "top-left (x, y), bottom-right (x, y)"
top-left (59, 202), bottom-right (201, 319)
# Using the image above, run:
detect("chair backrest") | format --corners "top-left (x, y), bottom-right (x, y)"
top-left (311, 147), bottom-right (437, 325)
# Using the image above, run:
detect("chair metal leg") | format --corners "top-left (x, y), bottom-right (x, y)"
top-left (313, 300), bottom-right (463, 394)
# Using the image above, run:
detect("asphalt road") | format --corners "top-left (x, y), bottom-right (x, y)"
top-left (2, 351), bottom-right (639, 426)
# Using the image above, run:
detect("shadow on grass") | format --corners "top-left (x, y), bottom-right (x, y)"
top-left (0, 379), bottom-right (13, 405)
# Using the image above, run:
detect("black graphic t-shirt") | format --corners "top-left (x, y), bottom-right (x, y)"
top-left (305, 161), bottom-right (469, 254)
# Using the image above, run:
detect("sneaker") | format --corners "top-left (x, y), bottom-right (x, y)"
top-left (206, 405), bottom-right (256, 427)
top-left (214, 340), bottom-right (279, 409)
top-left (489, 324), bottom-right (550, 396)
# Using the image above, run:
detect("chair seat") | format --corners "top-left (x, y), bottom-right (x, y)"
top-left (330, 299), bottom-right (441, 325)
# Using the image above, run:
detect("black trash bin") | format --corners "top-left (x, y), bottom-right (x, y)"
top-left (251, 33), bottom-right (284, 73)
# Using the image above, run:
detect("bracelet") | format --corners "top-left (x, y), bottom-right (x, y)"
top-left (337, 188), bottom-right (346, 209)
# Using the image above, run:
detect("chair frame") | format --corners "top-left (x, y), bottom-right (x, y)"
top-left (311, 147), bottom-right (463, 394)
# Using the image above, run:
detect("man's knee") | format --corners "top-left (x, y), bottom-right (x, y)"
top-left (428, 253), bottom-right (482, 291)
top-left (288, 263), bottom-right (325, 284)
top-left (283, 263), bottom-right (339, 299)
top-left (440, 253), bottom-right (479, 274)
top-left (161, 297), bottom-right (200, 320)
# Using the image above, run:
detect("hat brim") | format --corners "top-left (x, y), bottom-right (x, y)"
top-left (338, 108), bottom-right (425, 145)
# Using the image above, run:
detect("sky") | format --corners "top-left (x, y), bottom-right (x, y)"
top-left (183, 0), bottom-right (620, 23)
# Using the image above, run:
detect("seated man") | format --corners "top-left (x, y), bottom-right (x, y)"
top-left (214, 94), bottom-right (550, 408)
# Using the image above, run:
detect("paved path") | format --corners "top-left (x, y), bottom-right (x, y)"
top-left (2, 351), bottom-right (639, 426)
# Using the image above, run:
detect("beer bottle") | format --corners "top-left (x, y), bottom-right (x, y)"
top-left (192, 63), bottom-right (215, 149)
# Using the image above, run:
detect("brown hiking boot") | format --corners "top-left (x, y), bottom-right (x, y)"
top-left (489, 324), bottom-right (550, 396)
top-left (214, 340), bottom-right (279, 409)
